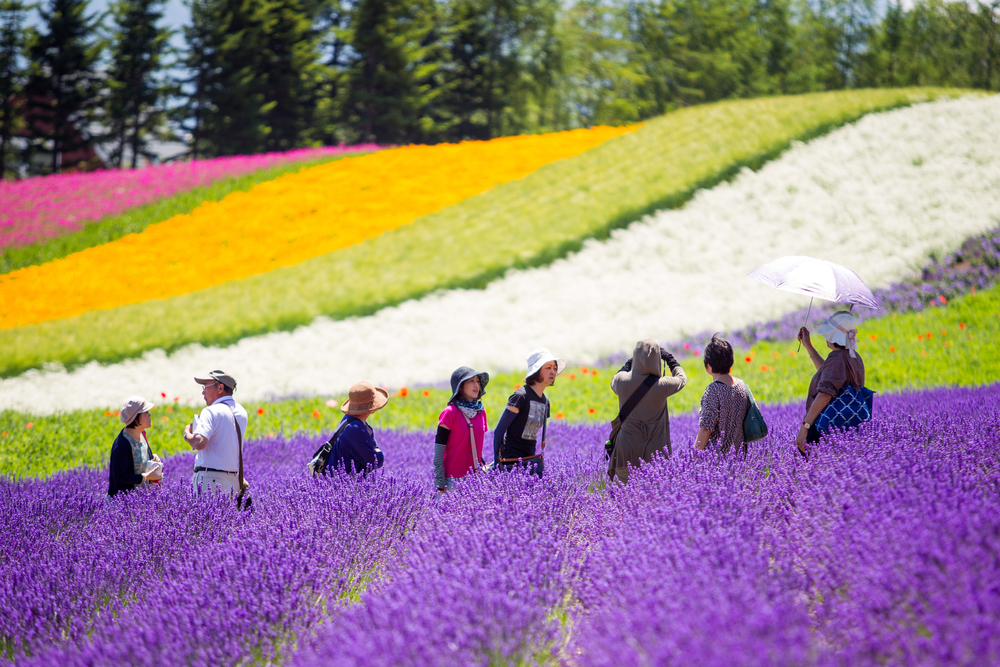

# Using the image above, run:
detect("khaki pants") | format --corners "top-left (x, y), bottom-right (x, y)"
top-left (192, 470), bottom-right (240, 494)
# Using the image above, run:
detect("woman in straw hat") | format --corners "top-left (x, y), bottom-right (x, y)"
top-left (795, 311), bottom-right (866, 456)
top-left (108, 396), bottom-right (163, 497)
top-left (325, 381), bottom-right (390, 475)
top-left (492, 348), bottom-right (565, 478)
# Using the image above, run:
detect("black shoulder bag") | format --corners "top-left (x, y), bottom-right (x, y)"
top-left (307, 419), bottom-right (353, 475)
top-left (605, 373), bottom-right (659, 463)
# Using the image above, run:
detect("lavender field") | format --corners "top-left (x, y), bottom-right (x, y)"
top-left (2, 385), bottom-right (998, 666)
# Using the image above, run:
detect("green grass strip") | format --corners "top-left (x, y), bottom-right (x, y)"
top-left (3, 278), bottom-right (996, 479)
top-left (0, 88), bottom-right (968, 378)
top-left (0, 151), bottom-right (373, 275)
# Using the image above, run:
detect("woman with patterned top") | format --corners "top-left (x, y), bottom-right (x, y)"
top-left (694, 335), bottom-right (749, 455)
top-left (107, 396), bottom-right (163, 498)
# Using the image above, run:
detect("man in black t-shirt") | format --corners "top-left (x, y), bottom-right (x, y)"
top-left (492, 348), bottom-right (565, 477)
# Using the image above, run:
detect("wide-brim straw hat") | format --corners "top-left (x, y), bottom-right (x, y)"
top-left (341, 381), bottom-right (390, 415)
top-left (524, 348), bottom-right (566, 382)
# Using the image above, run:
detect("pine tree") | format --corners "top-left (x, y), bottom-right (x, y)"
top-left (25, 0), bottom-right (100, 173)
top-left (0, 0), bottom-right (28, 178)
top-left (182, 0), bottom-right (322, 156)
top-left (342, 0), bottom-right (444, 143)
top-left (104, 0), bottom-right (172, 168)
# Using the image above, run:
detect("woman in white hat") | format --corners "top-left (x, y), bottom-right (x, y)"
top-left (492, 348), bottom-right (565, 478)
top-left (324, 381), bottom-right (390, 475)
top-left (107, 396), bottom-right (163, 497)
top-left (795, 311), bottom-right (866, 456)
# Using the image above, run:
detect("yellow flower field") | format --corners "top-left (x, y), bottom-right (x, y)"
top-left (0, 126), bottom-right (634, 329)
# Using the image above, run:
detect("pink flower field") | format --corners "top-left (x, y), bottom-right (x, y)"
top-left (0, 145), bottom-right (380, 250)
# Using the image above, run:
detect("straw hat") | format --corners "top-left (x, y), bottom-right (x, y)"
top-left (340, 381), bottom-right (390, 415)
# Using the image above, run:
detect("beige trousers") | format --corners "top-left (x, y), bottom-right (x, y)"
top-left (192, 470), bottom-right (240, 494)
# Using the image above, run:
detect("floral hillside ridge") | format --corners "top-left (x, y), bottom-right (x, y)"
top-left (0, 146), bottom-right (379, 250)
top-left (0, 126), bottom-right (634, 330)
top-left (2, 384), bottom-right (999, 665)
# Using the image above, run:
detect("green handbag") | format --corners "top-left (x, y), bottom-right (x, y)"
top-left (742, 380), bottom-right (768, 443)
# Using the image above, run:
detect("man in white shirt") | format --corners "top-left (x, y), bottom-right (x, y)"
top-left (184, 370), bottom-right (249, 494)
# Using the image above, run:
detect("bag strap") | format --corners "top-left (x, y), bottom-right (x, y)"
top-left (459, 411), bottom-right (480, 473)
top-left (224, 403), bottom-right (246, 497)
top-left (618, 373), bottom-right (659, 425)
top-left (740, 379), bottom-right (757, 409)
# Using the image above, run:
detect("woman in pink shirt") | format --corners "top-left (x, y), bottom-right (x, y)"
top-left (434, 366), bottom-right (490, 492)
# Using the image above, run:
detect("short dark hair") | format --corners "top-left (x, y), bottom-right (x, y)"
top-left (127, 413), bottom-right (144, 429)
top-left (525, 370), bottom-right (543, 386)
top-left (703, 334), bottom-right (734, 374)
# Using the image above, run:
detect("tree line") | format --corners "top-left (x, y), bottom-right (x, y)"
top-left (1, 0), bottom-right (998, 177)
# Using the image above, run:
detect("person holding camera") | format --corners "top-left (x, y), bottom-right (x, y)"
top-left (609, 338), bottom-right (687, 483)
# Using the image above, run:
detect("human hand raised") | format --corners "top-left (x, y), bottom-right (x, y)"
top-left (797, 327), bottom-right (814, 350)
top-left (660, 349), bottom-right (681, 373)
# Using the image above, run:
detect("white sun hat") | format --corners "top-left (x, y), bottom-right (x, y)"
top-left (524, 348), bottom-right (567, 381)
top-left (815, 311), bottom-right (860, 357)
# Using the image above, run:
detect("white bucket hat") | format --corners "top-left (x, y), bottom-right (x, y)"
top-left (524, 348), bottom-right (567, 382)
top-left (815, 311), bottom-right (859, 357)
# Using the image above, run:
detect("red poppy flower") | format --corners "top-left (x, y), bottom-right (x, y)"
top-left (257, 407), bottom-right (265, 415)
top-left (959, 322), bottom-right (966, 329)
top-left (889, 346), bottom-right (896, 353)
top-left (161, 392), bottom-right (167, 398)
top-left (311, 410), bottom-right (321, 418)
top-left (422, 390), bottom-right (430, 397)
top-left (569, 374), bottom-right (576, 380)
top-left (399, 387), bottom-right (409, 398)
top-left (555, 412), bottom-right (565, 419)
top-left (745, 355), bottom-right (753, 363)
top-left (25, 422), bottom-right (33, 429)
top-left (588, 408), bottom-right (596, 414)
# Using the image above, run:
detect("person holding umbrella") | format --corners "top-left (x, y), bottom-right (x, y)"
top-left (748, 256), bottom-right (877, 457)
top-left (795, 311), bottom-right (866, 455)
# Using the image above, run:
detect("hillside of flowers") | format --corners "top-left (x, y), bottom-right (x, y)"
top-left (0, 146), bottom-right (378, 251)
top-left (0, 88), bottom-right (954, 380)
top-left (0, 92), bottom-right (994, 412)
top-left (2, 385), bottom-right (998, 666)
top-left (0, 126), bottom-right (631, 330)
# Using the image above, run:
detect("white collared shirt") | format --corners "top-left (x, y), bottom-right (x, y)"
top-left (193, 395), bottom-right (249, 472)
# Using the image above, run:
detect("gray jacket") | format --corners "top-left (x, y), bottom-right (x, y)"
top-left (609, 338), bottom-right (687, 476)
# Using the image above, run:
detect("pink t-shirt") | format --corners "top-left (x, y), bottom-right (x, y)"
top-left (438, 405), bottom-right (489, 479)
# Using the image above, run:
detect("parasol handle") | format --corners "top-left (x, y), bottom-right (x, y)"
top-left (796, 297), bottom-right (814, 353)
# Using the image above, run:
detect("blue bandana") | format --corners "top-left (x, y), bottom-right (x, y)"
top-left (453, 397), bottom-right (484, 419)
